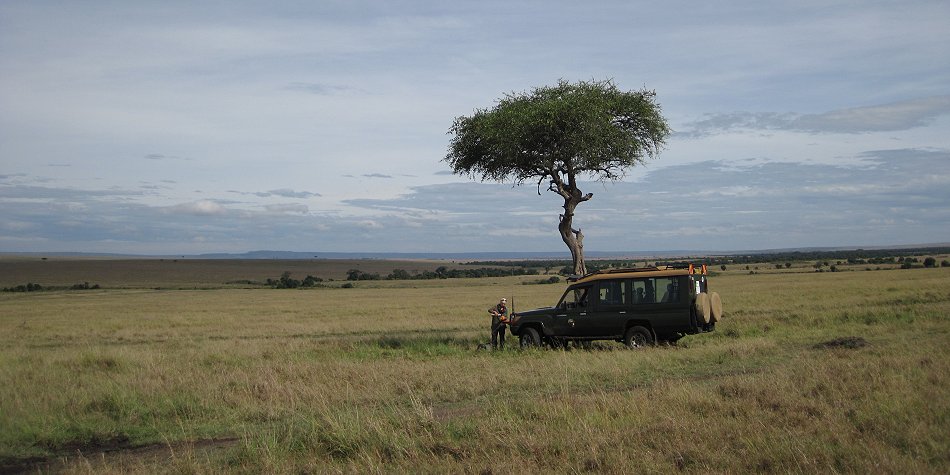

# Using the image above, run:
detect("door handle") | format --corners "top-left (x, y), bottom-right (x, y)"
top-left (619, 311), bottom-right (627, 314)
top-left (580, 312), bottom-right (587, 316)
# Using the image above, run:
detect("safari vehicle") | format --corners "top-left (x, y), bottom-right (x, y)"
top-left (508, 264), bottom-right (722, 348)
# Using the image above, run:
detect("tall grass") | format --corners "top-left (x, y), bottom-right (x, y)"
top-left (0, 266), bottom-right (947, 472)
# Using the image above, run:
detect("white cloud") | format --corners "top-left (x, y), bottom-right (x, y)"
top-left (165, 200), bottom-right (227, 216)
top-left (682, 96), bottom-right (950, 136)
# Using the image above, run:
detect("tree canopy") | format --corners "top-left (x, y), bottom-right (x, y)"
top-left (445, 79), bottom-right (671, 275)
top-left (446, 79), bottom-right (669, 188)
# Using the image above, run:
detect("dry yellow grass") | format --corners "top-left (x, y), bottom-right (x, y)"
top-left (0, 263), bottom-right (948, 473)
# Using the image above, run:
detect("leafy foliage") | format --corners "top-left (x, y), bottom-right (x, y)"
top-left (445, 79), bottom-right (670, 187)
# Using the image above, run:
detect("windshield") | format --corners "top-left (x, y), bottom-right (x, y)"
top-left (558, 286), bottom-right (589, 309)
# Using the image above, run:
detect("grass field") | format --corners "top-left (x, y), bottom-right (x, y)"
top-left (1, 259), bottom-right (948, 473)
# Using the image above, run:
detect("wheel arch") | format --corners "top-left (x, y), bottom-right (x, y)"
top-left (624, 319), bottom-right (655, 337)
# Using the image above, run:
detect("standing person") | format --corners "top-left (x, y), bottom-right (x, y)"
top-left (489, 297), bottom-right (509, 349)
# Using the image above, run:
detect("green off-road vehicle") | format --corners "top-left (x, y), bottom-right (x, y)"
top-left (508, 265), bottom-right (722, 348)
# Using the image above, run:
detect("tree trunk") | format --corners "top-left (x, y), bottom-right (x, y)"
top-left (559, 200), bottom-right (587, 276)
top-left (550, 170), bottom-right (592, 277)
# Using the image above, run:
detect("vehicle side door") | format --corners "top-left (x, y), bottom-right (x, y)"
top-left (631, 276), bottom-right (689, 337)
top-left (552, 285), bottom-right (591, 338)
top-left (589, 279), bottom-right (630, 337)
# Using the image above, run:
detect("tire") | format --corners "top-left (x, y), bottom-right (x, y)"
top-left (695, 293), bottom-right (711, 325)
top-left (519, 327), bottom-right (541, 348)
top-left (710, 292), bottom-right (723, 323)
top-left (624, 325), bottom-right (654, 349)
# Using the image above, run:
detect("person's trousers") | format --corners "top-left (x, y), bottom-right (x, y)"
top-left (491, 324), bottom-right (506, 348)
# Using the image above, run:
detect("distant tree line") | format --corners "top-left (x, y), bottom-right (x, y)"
top-left (348, 266), bottom-right (542, 281)
top-left (3, 282), bottom-right (44, 292)
top-left (3, 282), bottom-right (101, 292)
top-left (466, 247), bottom-right (950, 272)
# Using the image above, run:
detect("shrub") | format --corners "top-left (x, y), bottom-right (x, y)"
top-left (70, 282), bottom-right (100, 290)
top-left (3, 283), bottom-right (43, 292)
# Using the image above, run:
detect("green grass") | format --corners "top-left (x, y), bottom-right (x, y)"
top-left (0, 262), bottom-right (948, 472)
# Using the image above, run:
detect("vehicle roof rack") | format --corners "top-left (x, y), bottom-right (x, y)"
top-left (566, 266), bottom-right (662, 282)
top-left (566, 264), bottom-right (707, 282)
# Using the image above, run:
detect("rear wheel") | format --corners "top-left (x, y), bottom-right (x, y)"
top-left (695, 293), bottom-right (711, 325)
top-left (624, 326), bottom-right (654, 349)
top-left (519, 327), bottom-right (541, 348)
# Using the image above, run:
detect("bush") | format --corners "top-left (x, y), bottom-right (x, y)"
top-left (3, 283), bottom-right (43, 292)
top-left (923, 257), bottom-right (936, 268)
top-left (70, 282), bottom-right (100, 290)
top-left (267, 272), bottom-right (323, 289)
top-left (346, 269), bottom-right (381, 281)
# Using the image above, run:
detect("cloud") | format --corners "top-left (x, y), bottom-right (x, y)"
top-left (682, 96), bottom-right (950, 136)
top-left (164, 200), bottom-right (227, 216)
top-left (342, 148), bottom-right (950, 250)
top-left (267, 188), bottom-right (320, 199)
top-left (264, 203), bottom-right (309, 214)
top-left (362, 173), bottom-right (393, 179)
top-left (229, 188), bottom-right (320, 198)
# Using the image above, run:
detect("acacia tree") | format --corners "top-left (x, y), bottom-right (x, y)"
top-left (445, 79), bottom-right (671, 275)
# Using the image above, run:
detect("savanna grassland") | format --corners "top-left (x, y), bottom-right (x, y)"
top-left (0, 258), bottom-right (948, 473)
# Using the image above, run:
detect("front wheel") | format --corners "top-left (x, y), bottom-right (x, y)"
top-left (624, 326), bottom-right (654, 349)
top-left (519, 327), bottom-right (541, 348)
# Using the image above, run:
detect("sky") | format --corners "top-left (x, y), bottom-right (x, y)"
top-left (1, 0), bottom-right (949, 255)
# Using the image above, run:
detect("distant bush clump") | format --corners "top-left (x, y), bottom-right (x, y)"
top-left (70, 282), bottom-right (101, 290)
top-left (3, 282), bottom-right (43, 292)
top-left (379, 266), bottom-right (539, 281)
top-left (267, 272), bottom-right (324, 289)
top-left (3, 282), bottom-right (101, 292)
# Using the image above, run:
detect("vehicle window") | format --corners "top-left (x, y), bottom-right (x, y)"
top-left (632, 277), bottom-right (680, 304)
top-left (561, 286), bottom-right (590, 309)
top-left (597, 280), bottom-right (628, 307)
top-left (656, 277), bottom-right (679, 303)
top-left (632, 278), bottom-right (654, 304)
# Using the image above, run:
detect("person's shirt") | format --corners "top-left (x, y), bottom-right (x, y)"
top-left (489, 303), bottom-right (508, 325)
